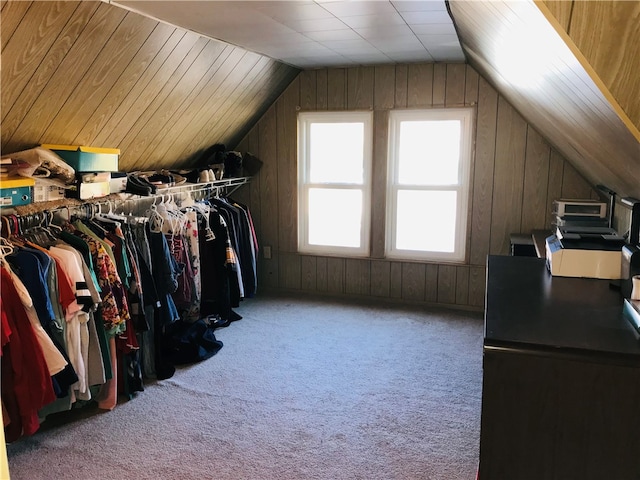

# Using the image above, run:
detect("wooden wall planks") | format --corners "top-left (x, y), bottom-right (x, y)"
top-left (1, 2), bottom-right (81, 117)
top-left (490, 97), bottom-right (527, 255)
top-left (276, 77), bottom-right (299, 254)
top-left (540, 0), bottom-right (573, 32)
top-left (3, 2), bottom-right (102, 148)
top-left (1, 0), bottom-right (33, 52)
top-left (521, 127), bottom-right (551, 233)
top-left (0, 1), bottom-right (299, 171)
top-left (370, 110), bottom-right (389, 259)
top-left (240, 63), bottom-right (598, 310)
top-left (469, 77), bottom-right (498, 266)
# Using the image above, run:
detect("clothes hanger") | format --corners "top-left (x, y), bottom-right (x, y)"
top-left (92, 202), bottom-right (122, 230)
top-left (104, 199), bottom-right (129, 222)
top-left (82, 204), bottom-right (109, 237)
top-left (21, 212), bottom-right (55, 246)
top-left (0, 236), bottom-right (14, 268)
top-left (0, 217), bottom-right (18, 259)
top-left (0, 236), bottom-right (14, 256)
top-left (46, 210), bottom-right (63, 235)
top-left (191, 201), bottom-right (216, 241)
top-left (147, 204), bottom-right (165, 233)
top-left (36, 211), bottom-right (58, 243)
top-left (179, 191), bottom-right (195, 209)
top-left (1, 215), bottom-right (12, 239)
top-left (5, 214), bottom-right (25, 246)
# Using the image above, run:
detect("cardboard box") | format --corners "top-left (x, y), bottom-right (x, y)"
top-left (0, 177), bottom-right (34, 206)
top-left (70, 182), bottom-right (110, 200)
top-left (78, 172), bottom-right (111, 184)
top-left (109, 172), bottom-right (127, 193)
top-left (67, 173), bottom-right (111, 200)
top-left (41, 144), bottom-right (119, 172)
top-left (34, 179), bottom-right (66, 202)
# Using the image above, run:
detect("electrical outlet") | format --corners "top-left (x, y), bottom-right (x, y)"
top-left (263, 245), bottom-right (272, 259)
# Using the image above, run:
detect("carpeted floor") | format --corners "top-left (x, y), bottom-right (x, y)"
top-left (6, 293), bottom-right (484, 480)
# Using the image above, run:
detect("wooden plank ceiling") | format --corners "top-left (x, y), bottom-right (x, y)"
top-left (449, 0), bottom-right (640, 199)
top-left (0, 1), bottom-right (299, 172)
top-left (541, 0), bottom-right (640, 131)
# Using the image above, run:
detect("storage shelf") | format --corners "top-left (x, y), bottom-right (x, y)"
top-left (1, 176), bottom-right (251, 217)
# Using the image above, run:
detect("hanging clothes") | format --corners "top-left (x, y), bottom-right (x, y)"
top-left (6, 247), bottom-right (79, 399)
top-left (1, 268), bottom-right (56, 442)
top-left (1, 184), bottom-right (255, 438)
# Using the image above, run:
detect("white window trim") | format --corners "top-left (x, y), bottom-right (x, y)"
top-left (385, 108), bottom-right (474, 262)
top-left (297, 111), bottom-right (373, 257)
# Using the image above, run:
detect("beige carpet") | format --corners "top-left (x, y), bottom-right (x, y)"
top-left (6, 293), bottom-right (483, 480)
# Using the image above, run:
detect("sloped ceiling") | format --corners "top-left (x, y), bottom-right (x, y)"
top-left (0, 1), bottom-right (299, 171)
top-left (1, 0), bottom-right (637, 200)
top-left (448, 0), bottom-right (640, 199)
top-left (541, 0), bottom-right (640, 130)
top-left (111, 0), bottom-right (466, 67)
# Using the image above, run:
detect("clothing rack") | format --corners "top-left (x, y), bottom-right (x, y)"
top-left (1, 174), bottom-right (258, 442)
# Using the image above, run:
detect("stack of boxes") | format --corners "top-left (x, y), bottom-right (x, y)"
top-left (0, 175), bottom-right (35, 207)
top-left (40, 145), bottom-right (120, 200)
top-left (33, 179), bottom-right (66, 203)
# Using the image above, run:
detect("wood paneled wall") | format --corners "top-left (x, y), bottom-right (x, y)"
top-left (234, 64), bottom-right (597, 310)
top-left (0, 1), bottom-right (299, 171)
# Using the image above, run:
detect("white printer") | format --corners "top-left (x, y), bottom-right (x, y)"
top-left (545, 231), bottom-right (624, 279)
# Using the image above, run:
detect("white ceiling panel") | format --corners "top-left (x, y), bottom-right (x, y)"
top-left (239, 32), bottom-right (311, 48)
top-left (339, 13), bottom-right (408, 29)
top-left (410, 23), bottom-right (457, 35)
top-left (368, 35), bottom-right (426, 50)
top-left (255, 3), bottom-right (336, 21)
top-left (400, 11), bottom-right (454, 24)
top-left (319, 38), bottom-right (379, 51)
top-left (343, 53), bottom-right (394, 64)
top-left (320, 1), bottom-right (399, 16)
top-left (303, 29), bottom-right (363, 41)
top-left (418, 34), bottom-right (461, 48)
top-left (112, 0), bottom-right (465, 68)
top-left (391, 50), bottom-right (436, 62)
top-left (392, 1), bottom-right (448, 12)
top-left (283, 16), bottom-right (350, 32)
top-left (424, 45), bottom-right (466, 61)
top-left (355, 24), bottom-right (416, 39)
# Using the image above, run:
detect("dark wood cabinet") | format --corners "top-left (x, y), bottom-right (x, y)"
top-left (479, 256), bottom-right (640, 480)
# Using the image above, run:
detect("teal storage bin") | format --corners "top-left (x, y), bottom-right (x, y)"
top-left (0, 177), bottom-right (34, 207)
top-left (41, 144), bottom-right (119, 172)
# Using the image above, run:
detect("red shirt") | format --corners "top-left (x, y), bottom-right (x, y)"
top-left (1, 267), bottom-right (56, 440)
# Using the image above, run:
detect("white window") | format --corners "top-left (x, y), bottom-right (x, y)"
top-left (386, 108), bottom-right (473, 262)
top-left (297, 111), bottom-right (373, 256)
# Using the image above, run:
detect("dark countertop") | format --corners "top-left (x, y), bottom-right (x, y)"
top-left (485, 255), bottom-right (640, 358)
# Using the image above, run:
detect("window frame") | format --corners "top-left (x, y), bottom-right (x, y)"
top-left (297, 110), bottom-right (373, 257)
top-left (385, 108), bottom-right (474, 262)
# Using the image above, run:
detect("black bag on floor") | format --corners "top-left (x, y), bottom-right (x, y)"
top-left (165, 319), bottom-right (223, 365)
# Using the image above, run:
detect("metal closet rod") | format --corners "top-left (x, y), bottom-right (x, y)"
top-left (5, 176), bottom-right (251, 218)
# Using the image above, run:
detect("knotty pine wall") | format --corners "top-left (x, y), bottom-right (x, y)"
top-left (235, 64), bottom-right (598, 310)
top-left (0, 1), bottom-right (299, 171)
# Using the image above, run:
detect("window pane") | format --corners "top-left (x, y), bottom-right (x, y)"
top-left (395, 190), bottom-right (457, 252)
top-left (398, 120), bottom-right (460, 186)
top-left (309, 123), bottom-right (364, 184)
top-left (308, 188), bottom-right (362, 247)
